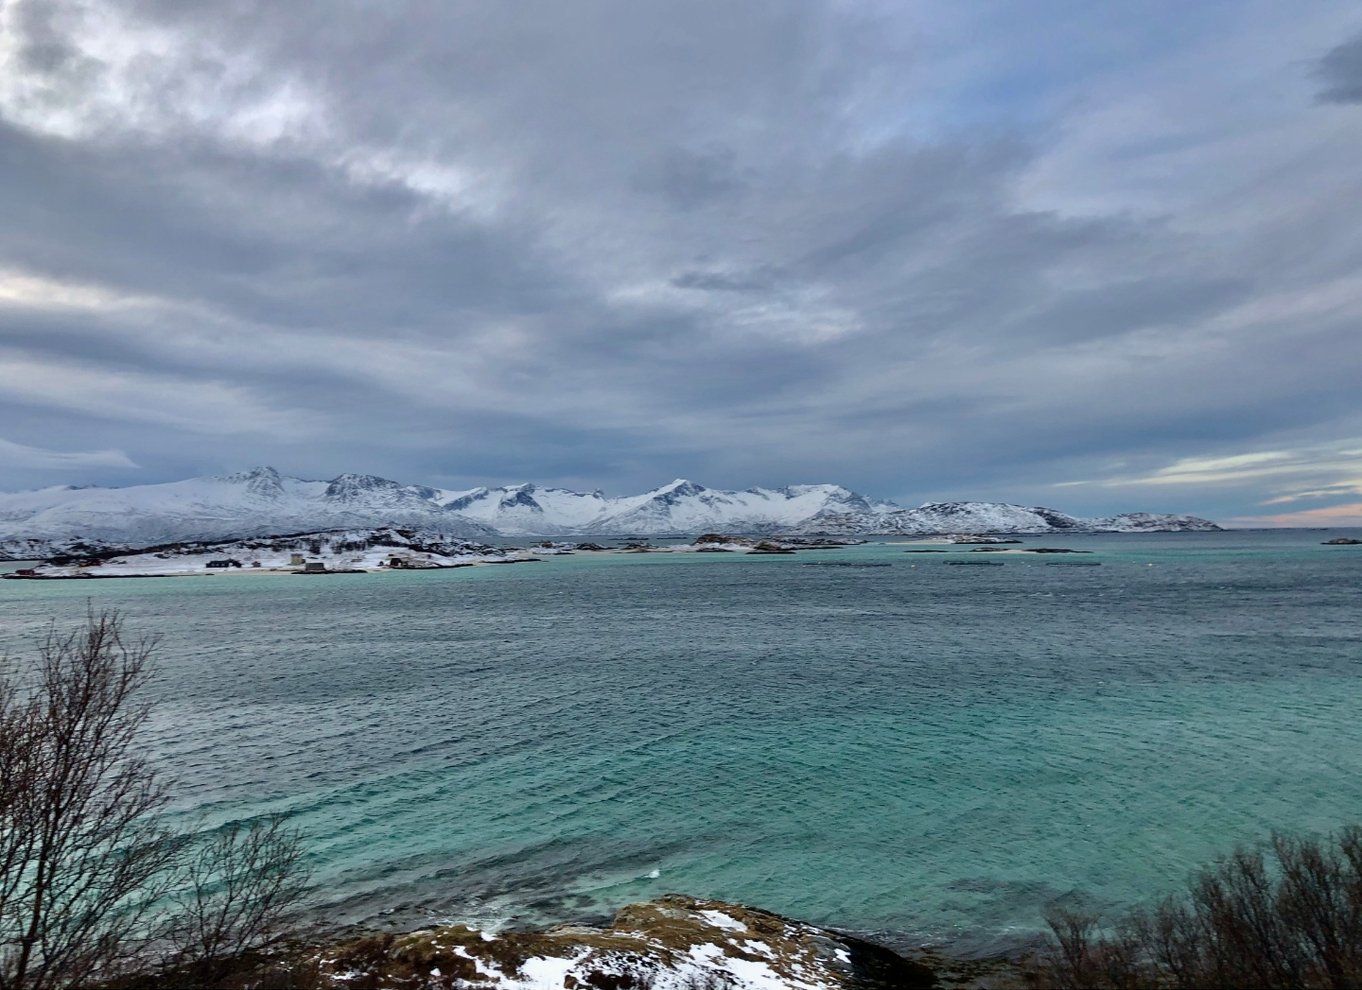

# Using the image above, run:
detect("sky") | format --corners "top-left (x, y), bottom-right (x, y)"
top-left (2, 1), bottom-right (1362, 526)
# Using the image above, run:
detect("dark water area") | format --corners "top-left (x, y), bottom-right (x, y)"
top-left (2, 530), bottom-right (1361, 955)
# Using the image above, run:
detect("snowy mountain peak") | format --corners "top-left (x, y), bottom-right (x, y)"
top-left (912, 501), bottom-right (1082, 528)
top-left (781, 484), bottom-right (850, 498)
top-left (497, 486), bottom-right (543, 511)
top-left (438, 487), bottom-right (488, 511)
top-left (325, 473), bottom-right (397, 498)
top-left (222, 465), bottom-right (285, 499)
top-left (223, 465), bottom-right (281, 482)
top-left (651, 479), bottom-right (706, 500)
top-left (324, 473), bottom-right (442, 507)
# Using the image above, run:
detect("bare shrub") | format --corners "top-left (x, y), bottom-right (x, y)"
top-left (161, 815), bottom-right (311, 986)
top-left (1041, 827), bottom-right (1362, 989)
top-left (1042, 904), bottom-right (1143, 989)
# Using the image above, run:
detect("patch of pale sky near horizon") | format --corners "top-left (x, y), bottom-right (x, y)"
top-left (1062, 442), bottom-right (1362, 518)
top-left (1230, 501), bottom-right (1362, 528)
top-left (1262, 481), bottom-right (1362, 505)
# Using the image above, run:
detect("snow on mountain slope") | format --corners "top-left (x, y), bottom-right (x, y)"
top-left (0, 467), bottom-right (497, 549)
top-left (438, 483), bottom-right (614, 535)
top-left (429, 479), bottom-right (886, 536)
top-left (793, 501), bottom-right (1084, 536)
top-left (601, 480), bottom-right (878, 535)
top-left (791, 500), bottom-right (1220, 536)
top-left (1087, 512), bottom-right (1223, 533)
top-left (0, 467), bottom-right (1222, 555)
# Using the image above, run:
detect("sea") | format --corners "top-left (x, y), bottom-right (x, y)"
top-left (2, 529), bottom-right (1360, 956)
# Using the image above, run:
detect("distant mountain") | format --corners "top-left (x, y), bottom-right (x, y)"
top-left (442, 479), bottom-right (891, 536)
top-left (790, 501), bottom-right (1221, 536)
top-left (0, 467), bottom-right (497, 551)
top-left (0, 467), bottom-right (1221, 557)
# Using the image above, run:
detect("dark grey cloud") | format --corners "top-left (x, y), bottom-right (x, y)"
top-left (1315, 31), bottom-right (1362, 103)
top-left (651, 147), bottom-right (749, 212)
top-left (1, 0), bottom-right (1361, 522)
top-left (669, 270), bottom-right (772, 293)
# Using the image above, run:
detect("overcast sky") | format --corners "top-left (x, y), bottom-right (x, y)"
top-left (2, 1), bottom-right (1362, 524)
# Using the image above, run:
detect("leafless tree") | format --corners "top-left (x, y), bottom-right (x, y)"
top-left (0, 611), bottom-right (177, 989)
top-left (0, 611), bottom-right (311, 989)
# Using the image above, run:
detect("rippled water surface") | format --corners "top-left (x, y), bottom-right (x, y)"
top-left (3, 531), bottom-right (1361, 952)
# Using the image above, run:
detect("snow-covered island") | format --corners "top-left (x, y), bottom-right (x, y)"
top-left (0, 467), bottom-right (1220, 562)
top-left (2, 529), bottom-right (867, 579)
top-left (3, 529), bottom-right (539, 579)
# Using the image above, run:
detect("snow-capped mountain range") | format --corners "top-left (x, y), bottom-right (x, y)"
top-left (0, 466), bottom-right (1220, 556)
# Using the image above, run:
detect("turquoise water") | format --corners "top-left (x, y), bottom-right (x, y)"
top-left (2, 531), bottom-right (1361, 953)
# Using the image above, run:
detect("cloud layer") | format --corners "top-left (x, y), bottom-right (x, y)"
top-left (2, 1), bottom-right (1361, 523)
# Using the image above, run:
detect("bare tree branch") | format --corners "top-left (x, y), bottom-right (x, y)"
top-left (0, 610), bottom-right (310, 989)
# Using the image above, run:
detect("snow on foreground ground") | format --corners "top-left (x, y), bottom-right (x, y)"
top-left (308, 895), bottom-right (938, 989)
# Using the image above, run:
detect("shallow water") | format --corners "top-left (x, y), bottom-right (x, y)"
top-left (2, 530), bottom-right (1360, 953)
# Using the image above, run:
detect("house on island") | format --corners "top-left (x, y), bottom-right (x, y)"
top-left (385, 554), bottom-right (441, 569)
top-left (289, 553), bottom-right (306, 566)
top-left (303, 561), bottom-right (327, 573)
top-left (206, 559), bottom-right (242, 569)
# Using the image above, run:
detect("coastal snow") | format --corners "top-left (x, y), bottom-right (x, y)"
top-left (10, 528), bottom-right (530, 577)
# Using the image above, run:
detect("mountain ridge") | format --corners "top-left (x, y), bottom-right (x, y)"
top-left (0, 466), bottom-right (1222, 556)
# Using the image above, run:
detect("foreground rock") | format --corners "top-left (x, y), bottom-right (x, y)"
top-left (310, 895), bottom-right (938, 989)
top-left (1322, 537), bottom-right (1362, 545)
